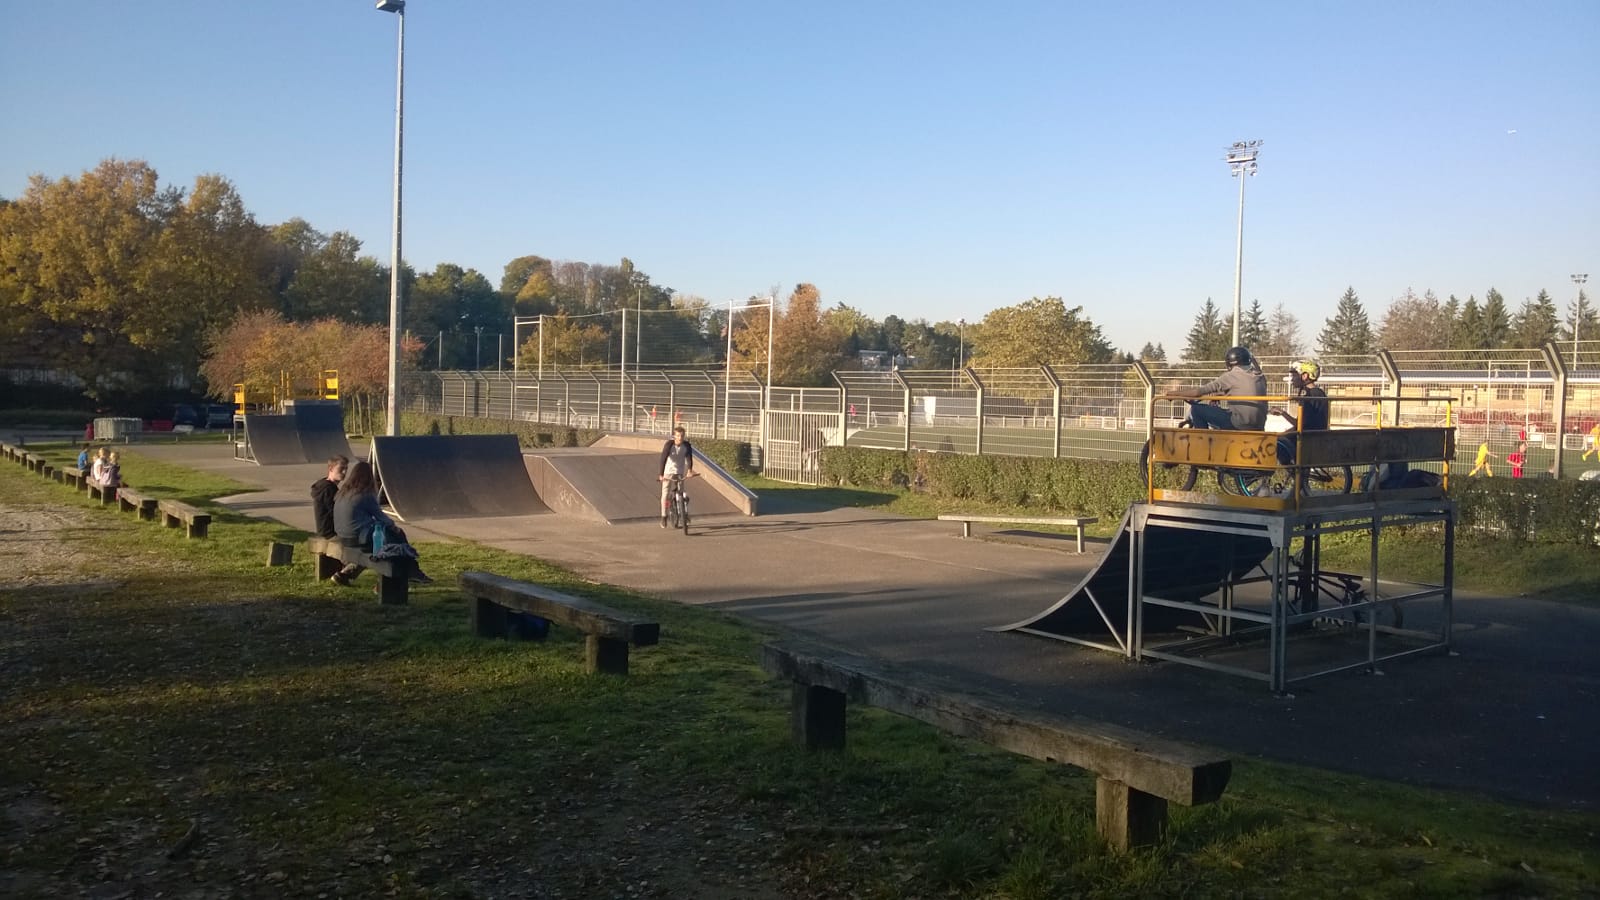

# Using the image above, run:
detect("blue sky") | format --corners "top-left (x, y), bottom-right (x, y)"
top-left (2, 0), bottom-right (1596, 356)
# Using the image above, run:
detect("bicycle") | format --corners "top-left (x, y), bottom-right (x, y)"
top-left (1140, 401), bottom-right (1353, 498)
top-left (663, 472), bottom-right (693, 534)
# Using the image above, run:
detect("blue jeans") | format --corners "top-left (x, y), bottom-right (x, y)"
top-left (1188, 402), bottom-right (1237, 431)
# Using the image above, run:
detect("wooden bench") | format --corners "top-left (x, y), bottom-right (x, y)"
top-left (307, 536), bottom-right (409, 606)
top-left (0, 443), bottom-right (18, 463)
top-left (115, 486), bottom-right (160, 521)
top-left (87, 480), bottom-right (115, 505)
top-left (938, 514), bottom-right (1099, 553)
top-left (62, 466), bottom-right (87, 489)
top-left (21, 452), bottom-right (52, 478)
top-left (459, 570), bottom-right (659, 676)
top-left (761, 640), bottom-right (1231, 851)
top-left (158, 499), bottom-right (212, 539)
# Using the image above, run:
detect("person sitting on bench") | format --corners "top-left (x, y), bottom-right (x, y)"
top-left (332, 461), bottom-right (432, 586)
top-left (312, 454), bottom-right (364, 584)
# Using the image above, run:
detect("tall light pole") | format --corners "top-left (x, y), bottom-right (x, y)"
top-left (378, 0), bottom-right (406, 435)
top-left (1575, 274), bottom-right (1589, 366)
top-left (957, 318), bottom-right (965, 370)
top-left (1225, 140), bottom-right (1262, 348)
top-left (474, 325), bottom-right (484, 370)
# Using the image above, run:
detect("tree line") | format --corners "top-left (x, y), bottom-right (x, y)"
top-left (1172, 286), bottom-right (1592, 363)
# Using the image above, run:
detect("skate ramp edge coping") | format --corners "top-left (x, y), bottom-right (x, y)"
top-left (594, 433), bottom-right (758, 515)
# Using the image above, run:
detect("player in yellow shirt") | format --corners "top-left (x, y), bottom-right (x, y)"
top-left (1469, 441), bottom-right (1496, 476)
top-left (1583, 423), bottom-right (1600, 461)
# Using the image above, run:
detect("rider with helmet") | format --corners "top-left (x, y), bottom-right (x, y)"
top-left (1168, 346), bottom-right (1268, 430)
top-left (1275, 359), bottom-right (1329, 464)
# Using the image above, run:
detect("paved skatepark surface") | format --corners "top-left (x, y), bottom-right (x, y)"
top-left (116, 441), bottom-right (1600, 809)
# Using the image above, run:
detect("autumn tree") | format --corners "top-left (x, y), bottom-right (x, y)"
top-left (281, 231), bottom-right (392, 323)
top-left (1182, 299), bottom-right (1229, 361)
top-left (517, 313), bottom-right (610, 369)
top-left (970, 296), bottom-right (1112, 368)
top-left (769, 284), bottom-right (847, 385)
top-left (1317, 287), bottom-right (1374, 356)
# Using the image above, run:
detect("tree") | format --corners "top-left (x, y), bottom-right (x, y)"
top-left (1261, 303), bottom-right (1304, 358)
top-left (1510, 290), bottom-right (1560, 348)
top-left (409, 264), bottom-right (505, 368)
top-left (1182, 299), bottom-right (1229, 361)
top-left (1559, 290), bottom-right (1596, 348)
top-left (1481, 288), bottom-right (1512, 349)
top-left (1317, 287), bottom-right (1374, 356)
top-left (517, 313), bottom-right (608, 369)
top-left (1136, 342), bottom-right (1167, 363)
top-left (1237, 300), bottom-right (1268, 351)
top-left (969, 296), bottom-right (1113, 367)
top-left (770, 284), bottom-right (847, 386)
top-left (1377, 288), bottom-right (1450, 350)
top-left (281, 231), bottom-right (392, 323)
top-left (1455, 296), bottom-right (1484, 349)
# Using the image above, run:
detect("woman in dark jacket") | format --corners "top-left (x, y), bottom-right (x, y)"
top-left (333, 461), bottom-right (430, 584)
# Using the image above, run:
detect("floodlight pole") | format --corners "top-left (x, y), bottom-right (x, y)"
top-left (378, 0), bottom-right (406, 435)
top-left (1226, 140), bottom-right (1261, 348)
top-left (1574, 274), bottom-right (1589, 366)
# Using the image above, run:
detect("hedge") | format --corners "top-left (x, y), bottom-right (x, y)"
top-left (820, 446), bottom-right (1600, 546)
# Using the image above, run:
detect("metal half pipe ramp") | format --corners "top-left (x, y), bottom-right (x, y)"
top-left (371, 434), bottom-right (548, 520)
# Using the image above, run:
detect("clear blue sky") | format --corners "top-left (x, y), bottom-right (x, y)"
top-left (3, 0), bottom-right (1596, 356)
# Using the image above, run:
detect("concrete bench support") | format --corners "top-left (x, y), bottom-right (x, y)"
top-left (459, 570), bottom-right (659, 676)
top-left (761, 640), bottom-right (1230, 851)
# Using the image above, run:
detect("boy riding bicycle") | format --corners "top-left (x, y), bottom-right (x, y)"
top-left (659, 425), bottom-right (696, 528)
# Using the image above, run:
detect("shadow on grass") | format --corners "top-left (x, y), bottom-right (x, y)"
top-left (755, 485), bottom-right (900, 513)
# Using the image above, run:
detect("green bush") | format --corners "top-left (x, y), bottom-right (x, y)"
top-left (1449, 477), bottom-right (1600, 547)
top-left (695, 438), bottom-right (757, 474)
top-left (819, 448), bottom-right (1146, 519)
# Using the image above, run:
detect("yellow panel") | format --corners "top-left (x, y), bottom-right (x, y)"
top-left (1150, 429), bottom-right (1279, 469)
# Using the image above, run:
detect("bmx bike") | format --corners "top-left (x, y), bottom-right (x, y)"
top-left (664, 472), bottom-right (692, 534)
top-left (1139, 400), bottom-right (1353, 497)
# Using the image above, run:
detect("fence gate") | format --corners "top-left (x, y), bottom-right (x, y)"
top-left (763, 410), bottom-right (837, 484)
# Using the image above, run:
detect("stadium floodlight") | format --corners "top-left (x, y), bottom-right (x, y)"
top-left (1575, 274), bottom-right (1590, 366)
top-left (378, 0), bottom-right (406, 434)
top-left (1225, 140), bottom-right (1262, 348)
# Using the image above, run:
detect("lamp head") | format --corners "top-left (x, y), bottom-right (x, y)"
top-left (377, 0), bottom-right (405, 12)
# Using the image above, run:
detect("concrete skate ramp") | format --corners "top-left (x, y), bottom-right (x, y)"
top-left (242, 401), bottom-right (354, 466)
top-left (993, 507), bottom-right (1272, 643)
top-left (593, 433), bottom-right (758, 515)
top-left (526, 447), bottom-right (742, 524)
top-left (371, 434), bottom-right (548, 521)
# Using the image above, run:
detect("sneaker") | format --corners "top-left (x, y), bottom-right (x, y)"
top-left (410, 571), bottom-right (434, 585)
top-left (661, 516), bottom-right (668, 529)
top-left (331, 573), bottom-right (352, 587)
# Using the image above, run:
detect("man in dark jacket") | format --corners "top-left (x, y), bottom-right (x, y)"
top-left (311, 455), bottom-right (349, 539)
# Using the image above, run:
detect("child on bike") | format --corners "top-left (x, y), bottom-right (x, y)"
top-left (659, 425), bottom-right (696, 528)
top-left (1166, 346), bottom-right (1268, 430)
top-left (1274, 359), bottom-right (1329, 465)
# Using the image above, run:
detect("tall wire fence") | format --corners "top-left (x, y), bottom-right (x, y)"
top-left (396, 341), bottom-right (1600, 484)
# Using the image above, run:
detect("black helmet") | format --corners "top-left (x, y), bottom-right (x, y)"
top-left (1224, 346), bottom-right (1253, 368)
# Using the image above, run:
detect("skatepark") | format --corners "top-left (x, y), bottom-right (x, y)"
top-left (115, 429), bottom-right (1600, 812)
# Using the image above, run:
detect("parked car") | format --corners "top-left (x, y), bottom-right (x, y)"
top-left (205, 404), bottom-right (234, 428)
top-left (172, 404), bottom-right (204, 428)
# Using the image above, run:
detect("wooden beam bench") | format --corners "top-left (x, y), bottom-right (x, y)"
top-left (87, 480), bottom-right (115, 505)
top-left (459, 570), bottom-right (660, 676)
top-left (1, 443), bottom-right (19, 463)
top-left (307, 536), bottom-right (409, 606)
top-left (116, 486), bottom-right (160, 521)
top-left (761, 640), bottom-right (1231, 851)
top-left (21, 452), bottom-right (52, 479)
top-left (937, 514), bottom-right (1100, 553)
top-left (62, 466), bottom-right (87, 489)
top-left (158, 499), bottom-right (212, 539)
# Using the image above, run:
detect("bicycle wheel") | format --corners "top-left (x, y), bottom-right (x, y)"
top-left (1217, 470), bottom-right (1273, 496)
top-left (680, 502), bottom-right (691, 535)
top-left (668, 498), bottom-right (681, 529)
top-left (1138, 438), bottom-right (1198, 492)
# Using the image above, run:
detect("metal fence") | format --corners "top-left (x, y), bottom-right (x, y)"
top-left (399, 342), bottom-right (1600, 485)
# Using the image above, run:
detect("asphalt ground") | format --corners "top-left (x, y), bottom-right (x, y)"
top-left (78, 440), bottom-right (1600, 810)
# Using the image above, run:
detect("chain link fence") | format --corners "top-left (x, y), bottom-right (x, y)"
top-left (394, 343), bottom-right (1600, 484)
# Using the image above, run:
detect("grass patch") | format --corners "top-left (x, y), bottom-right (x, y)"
top-left (1, 455), bottom-right (1597, 897)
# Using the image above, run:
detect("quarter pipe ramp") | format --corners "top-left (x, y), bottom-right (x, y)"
top-left (525, 447), bottom-right (742, 524)
top-left (240, 401), bottom-right (354, 466)
top-left (371, 434), bottom-right (549, 520)
top-left (992, 506), bottom-right (1272, 646)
